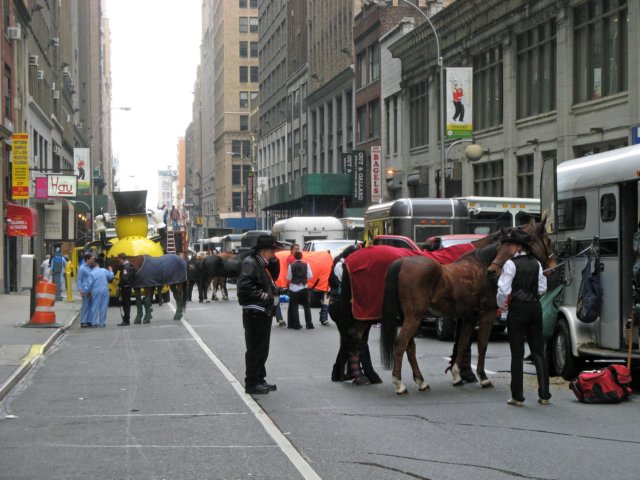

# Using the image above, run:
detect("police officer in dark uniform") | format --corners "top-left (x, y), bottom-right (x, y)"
top-left (117, 253), bottom-right (136, 327)
top-left (186, 253), bottom-right (202, 301)
top-left (237, 235), bottom-right (280, 395)
top-left (496, 230), bottom-right (550, 406)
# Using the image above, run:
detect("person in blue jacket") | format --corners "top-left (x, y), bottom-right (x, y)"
top-left (88, 257), bottom-right (114, 327)
top-left (77, 253), bottom-right (95, 328)
top-left (50, 248), bottom-right (67, 301)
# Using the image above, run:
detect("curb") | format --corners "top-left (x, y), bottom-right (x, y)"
top-left (0, 310), bottom-right (78, 403)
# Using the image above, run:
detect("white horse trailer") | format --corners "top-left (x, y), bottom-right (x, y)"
top-left (542, 144), bottom-right (640, 379)
top-left (271, 216), bottom-right (344, 246)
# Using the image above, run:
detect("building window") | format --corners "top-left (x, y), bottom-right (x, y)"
top-left (239, 17), bottom-right (248, 33)
top-left (517, 22), bottom-right (556, 118)
top-left (250, 0), bottom-right (257, 7)
top-left (240, 115), bottom-right (249, 131)
top-left (240, 91), bottom-right (249, 108)
top-left (409, 81), bottom-right (428, 148)
top-left (232, 192), bottom-right (242, 212)
top-left (240, 66), bottom-right (249, 83)
top-left (473, 160), bottom-right (503, 196)
top-left (356, 51), bottom-right (366, 88)
top-left (368, 100), bottom-right (379, 139)
top-left (473, 47), bottom-right (503, 130)
top-left (369, 43), bottom-right (379, 82)
top-left (250, 66), bottom-right (258, 83)
top-left (4, 65), bottom-right (11, 120)
top-left (250, 17), bottom-right (258, 33)
top-left (250, 41), bottom-right (258, 58)
top-left (574, 0), bottom-right (628, 103)
top-left (357, 106), bottom-right (366, 143)
top-left (239, 0), bottom-right (247, 7)
top-left (239, 41), bottom-right (248, 58)
top-left (517, 154), bottom-right (534, 197)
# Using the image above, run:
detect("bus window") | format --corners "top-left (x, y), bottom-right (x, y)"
top-left (414, 225), bottom-right (450, 243)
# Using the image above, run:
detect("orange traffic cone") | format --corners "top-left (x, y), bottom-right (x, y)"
top-left (23, 280), bottom-right (62, 328)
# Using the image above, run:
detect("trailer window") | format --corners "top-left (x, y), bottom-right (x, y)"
top-left (557, 197), bottom-right (586, 230)
top-left (600, 193), bottom-right (616, 222)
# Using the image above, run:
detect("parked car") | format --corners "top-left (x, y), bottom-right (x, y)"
top-left (372, 235), bottom-right (421, 251)
top-left (420, 233), bottom-right (506, 340)
top-left (302, 239), bottom-right (360, 255)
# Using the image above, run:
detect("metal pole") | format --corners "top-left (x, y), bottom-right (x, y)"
top-left (439, 59), bottom-right (446, 198)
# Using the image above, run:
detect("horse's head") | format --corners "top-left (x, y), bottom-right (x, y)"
top-left (486, 213), bottom-right (557, 280)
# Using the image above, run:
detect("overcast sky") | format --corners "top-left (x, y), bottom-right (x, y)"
top-left (107, 0), bottom-right (202, 208)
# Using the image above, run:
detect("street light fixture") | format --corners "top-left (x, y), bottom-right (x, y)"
top-left (378, 0), bottom-right (446, 197)
top-left (89, 106), bottom-right (131, 240)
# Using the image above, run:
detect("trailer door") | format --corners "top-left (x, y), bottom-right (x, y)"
top-left (598, 185), bottom-right (620, 349)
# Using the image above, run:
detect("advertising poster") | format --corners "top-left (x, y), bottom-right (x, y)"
top-left (11, 133), bottom-right (29, 199)
top-left (445, 67), bottom-right (473, 139)
top-left (73, 148), bottom-right (91, 193)
top-left (371, 146), bottom-right (381, 203)
top-left (47, 175), bottom-right (78, 197)
top-left (342, 151), bottom-right (366, 207)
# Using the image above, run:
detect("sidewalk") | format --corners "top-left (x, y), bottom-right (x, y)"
top-left (0, 287), bottom-right (80, 402)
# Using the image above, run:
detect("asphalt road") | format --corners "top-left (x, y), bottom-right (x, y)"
top-left (1, 287), bottom-right (639, 480)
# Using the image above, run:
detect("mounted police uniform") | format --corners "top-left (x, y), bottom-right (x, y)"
top-left (496, 230), bottom-right (550, 405)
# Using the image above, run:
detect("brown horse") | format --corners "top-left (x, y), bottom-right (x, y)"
top-left (200, 250), bottom-right (252, 301)
top-left (339, 231), bottom-right (504, 385)
top-left (380, 217), bottom-right (556, 394)
top-left (108, 254), bottom-right (188, 322)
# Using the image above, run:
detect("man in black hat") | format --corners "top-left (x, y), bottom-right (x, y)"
top-left (497, 229), bottom-right (550, 407)
top-left (237, 234), bottom-right (280, 395)
top-left (116, 253), bottom-right (136, 326)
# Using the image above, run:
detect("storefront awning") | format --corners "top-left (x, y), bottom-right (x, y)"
top-left (6, 203), bottom-right (39, 237)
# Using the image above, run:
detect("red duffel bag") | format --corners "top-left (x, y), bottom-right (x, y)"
top-left (570, 364), bottom-right (632, 404)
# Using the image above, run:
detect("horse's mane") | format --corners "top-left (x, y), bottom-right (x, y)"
top-left (458, 242), bottom-right (500, 266)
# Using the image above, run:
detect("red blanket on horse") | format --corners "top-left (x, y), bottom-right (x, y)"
top-left (345, 243), bottom-right (475, 320)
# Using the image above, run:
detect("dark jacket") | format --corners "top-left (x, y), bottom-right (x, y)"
top-left (118, 261), bottom-right (136, 288)
top-left (237, 253), bottom-right (276, 314)
top-left (187, 257), bottom-right (201, 281)
top-left (511, 255), bottom-right (540, 303)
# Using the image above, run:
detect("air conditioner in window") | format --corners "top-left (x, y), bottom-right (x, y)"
top-left (65, 114), bottom-right (71, 123)
top-left (28, 55), bottom-right (39, 67)
top-left (14, 98), bottom-right (21, 110)
top-left (51, 81), bottom-right (56, 90)
top-left (53, 145), bottom-right (61, 155)
top-left (7, 26), bottom-right (21, 40)
top-left (62, 66), bottom-right (70, 76)
top-left (36, 70), bottom-right (44, 80)
top-left (74, 122), bottom-right (83, 129)
top-left (52, 90), bottom-right (60, 100)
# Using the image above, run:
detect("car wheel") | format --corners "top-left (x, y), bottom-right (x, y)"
top-left (551, 319), bottom-right (583, 380)
top-left (435, 317), bottom-right (455, 341)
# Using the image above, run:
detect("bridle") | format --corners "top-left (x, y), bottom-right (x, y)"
top-left (488, 229), bottom-right (556, 272)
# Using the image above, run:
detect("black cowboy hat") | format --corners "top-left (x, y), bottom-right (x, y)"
top-left (254, 234), bottom-right (279, 251)
top-left (500, 229), bottom-right (531, 248)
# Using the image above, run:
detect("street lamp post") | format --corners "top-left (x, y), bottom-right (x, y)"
top-left (89, 106), bottom-right (131, 240)
top-left (381, 0), bottom-right (446, 197)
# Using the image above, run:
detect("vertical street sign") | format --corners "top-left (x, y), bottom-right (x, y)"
top-left (343, 151), bottom-right (366, 207)
top-left (11, 133), bottom-right (29, 199)
top-left (73, 148), bottom-right (91, 197)
top-left (445, 67), bottom-right (473, 139)
top-left (246, 171), bottom-right (255, 213)
top-left (371, 145), bottom-right (381, 203)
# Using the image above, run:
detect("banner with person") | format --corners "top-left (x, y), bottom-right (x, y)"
top-left (445, 67), bottom-right (473, 139)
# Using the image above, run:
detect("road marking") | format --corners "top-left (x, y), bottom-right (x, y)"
top-left (171, 304), bottom-right (321, 480)
top-left (441, 357), bottom-right (496, 375)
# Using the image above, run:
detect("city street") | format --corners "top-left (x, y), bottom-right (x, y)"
top-left (1, 287), bottom-right (638, 480)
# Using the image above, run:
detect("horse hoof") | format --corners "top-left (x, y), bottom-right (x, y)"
top-left (481, 379), bottom-right (494, 388)
top-left (353, 375), bottom-right (371, 386)
top-left (415, 380), bottom-right (430, 391)
top-left (396, 386), bottom-right (408, 395)
top-left (452, 380), bottom-right (464, 387)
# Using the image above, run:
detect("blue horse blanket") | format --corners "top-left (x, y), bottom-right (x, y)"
top-left (134, 254), bottom-right (187, 288)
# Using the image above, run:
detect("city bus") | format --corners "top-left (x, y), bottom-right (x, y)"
top-left (363, 198), bottom-right (469, 246)
top-left (541, 144), bottom-right (640, 379)
top-left (456, 196), bottom-right (540, 233)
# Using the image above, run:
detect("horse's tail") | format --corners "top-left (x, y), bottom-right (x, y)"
top-left (380, 259), bottom-right (403, 369)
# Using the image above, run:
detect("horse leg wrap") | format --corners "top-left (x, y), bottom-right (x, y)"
top-left (349, 353), bottom-right (370, 385)
top-left (134, 298), bottom-right (143, 324)
top-left (174, 302), bottom-right (183, 321)
top-left (451, 364), bottom-right (463, 386)
top-left (319, 304), bottom-right (329, 324)
top-left (392, 376), bottom-right (408, 395)
top-left (479, 374), bottom-right (493, 388)
top-left (414, 377), bottom-right (430, 391)
top-left (142, 297), bottom-right (153, 324)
